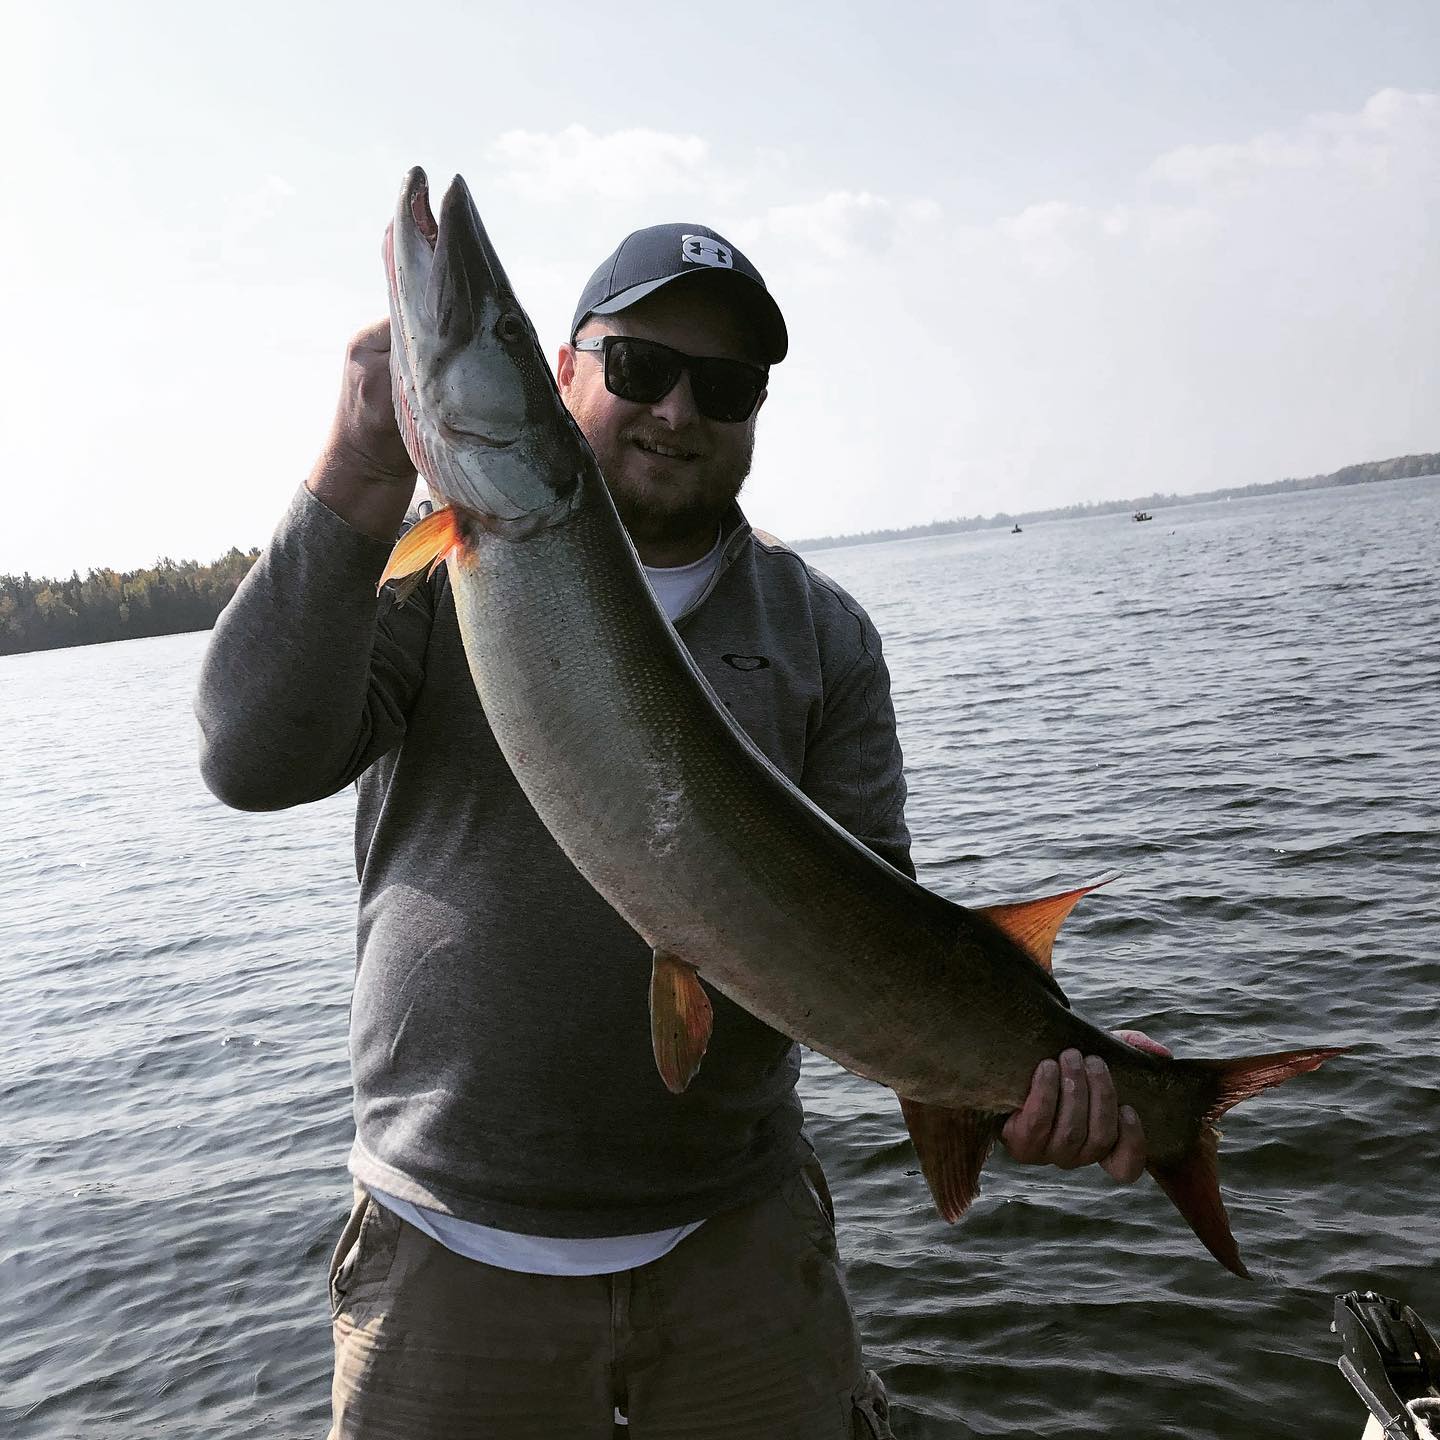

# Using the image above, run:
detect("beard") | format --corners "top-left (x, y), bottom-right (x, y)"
top-left (608, 455), bottom-right (750, 549)
top-left (582, 416), bottom-right (755, 552)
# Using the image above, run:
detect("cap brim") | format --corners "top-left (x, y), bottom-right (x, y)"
top-left (584, 271), bottom-right (788, 364)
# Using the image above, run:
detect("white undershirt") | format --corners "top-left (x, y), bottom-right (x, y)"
top-left (366, 532), bottom-right (728, 1277)
top-left (367, 1188), bottom-right (705, 1276)
top-left (641, 528), bottom-right (726, 620)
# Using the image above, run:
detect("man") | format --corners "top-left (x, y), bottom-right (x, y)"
top-left (198, 220), bottom-right (1161, 1438)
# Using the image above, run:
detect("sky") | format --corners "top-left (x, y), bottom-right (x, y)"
top-left (2, 0), bottom-right (1436, 575)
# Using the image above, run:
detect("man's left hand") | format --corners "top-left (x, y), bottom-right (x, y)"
top-left (1000, 1031), bottom-right (1172, 1184)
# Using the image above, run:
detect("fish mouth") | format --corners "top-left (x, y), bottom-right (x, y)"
top-left (405, 166), bottom-right (439, 245)
top-left (390, 166), bottom-right (524, 346)
top-left (430, 171), bottom-right (521, 345)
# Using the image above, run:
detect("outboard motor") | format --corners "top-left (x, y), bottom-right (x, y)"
top-left (1335, 1291), bottom-right (1440, 1439)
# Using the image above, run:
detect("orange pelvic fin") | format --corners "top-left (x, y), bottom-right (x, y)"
top-left (377, 506), bottom-right (465, 601)
top-left (976, 871), bottom-right (1119, 971)
top-left (650, 950), bottom-right (714, 1095)
top-left (1149, 1045), bottom-right (1348, 1278)
top-left (898, 1096), bottom-right (1005, 1223)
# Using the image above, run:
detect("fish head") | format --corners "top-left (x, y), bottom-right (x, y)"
top-left (385, 167), bottom-right (586, 526)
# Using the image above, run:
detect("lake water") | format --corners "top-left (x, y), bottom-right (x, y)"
top-left (2, 476), bottom-right (1437, 1438)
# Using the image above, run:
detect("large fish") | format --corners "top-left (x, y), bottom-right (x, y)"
top-left (378, 166), bottom-right (1342, 1278)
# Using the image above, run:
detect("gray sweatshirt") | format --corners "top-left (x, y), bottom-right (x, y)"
top-left (196, 485), bottom-right (911, 1237)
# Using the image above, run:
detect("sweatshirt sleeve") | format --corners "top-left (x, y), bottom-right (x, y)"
top-left (195, 485), bottom-right (432, 811)
top-left (800, 604), bottom-right (915, 879)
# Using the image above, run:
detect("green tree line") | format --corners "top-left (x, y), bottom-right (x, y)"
top-left (0, 549), bottom-right (260, 657)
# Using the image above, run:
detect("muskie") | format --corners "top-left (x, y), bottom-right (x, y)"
top-left (378, 166), bottom-right (1343, 1278)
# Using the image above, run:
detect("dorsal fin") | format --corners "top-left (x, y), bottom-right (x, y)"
top-left (976, 872), bottom-right (1119, 971)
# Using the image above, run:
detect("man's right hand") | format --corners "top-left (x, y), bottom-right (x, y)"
top-left (306, 320), bottom-right (418, 541)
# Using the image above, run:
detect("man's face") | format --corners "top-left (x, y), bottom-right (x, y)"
top-left (557, 284), bottom-right (767, 561)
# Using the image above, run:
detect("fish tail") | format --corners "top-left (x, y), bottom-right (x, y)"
top-left (1148, 1045), bottom-right (1347, 1278)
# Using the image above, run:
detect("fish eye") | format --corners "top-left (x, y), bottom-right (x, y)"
top-left (495, 312), bottom-right (524, 344)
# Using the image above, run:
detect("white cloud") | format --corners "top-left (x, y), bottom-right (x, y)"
top-left (749, 191), bottom-right (902, 260)
top-left (215, 173), bottom-right (298, 268)
top-left (230, 173), bottom-right (296, 226)
top-left (1148, 86), bottom-right (1439, 190)
top-left (995, 200), bottom-right (1089, 277)
top-left (993, 195), bottom-right (1223, 278)
top-left (486, 125), bottom-right (713, 202)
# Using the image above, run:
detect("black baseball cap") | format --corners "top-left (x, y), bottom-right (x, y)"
top-left (570, 223), bottom-right (788, 364)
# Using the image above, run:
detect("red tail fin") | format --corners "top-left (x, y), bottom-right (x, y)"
top-left (1148, 1046), bottom-right (1346, 1278)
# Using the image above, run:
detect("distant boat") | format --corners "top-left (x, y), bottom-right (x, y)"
top-left (1011, 524), bottom-right (1023, 534)
top-left (1133, 510), bottom-right (1153, 522)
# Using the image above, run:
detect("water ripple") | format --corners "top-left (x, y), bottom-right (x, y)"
top-left (2, 479), bottom-right (1437, 1437)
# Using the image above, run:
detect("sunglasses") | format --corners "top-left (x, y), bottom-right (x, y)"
top-left (573, 335), bottom-right (768, 423)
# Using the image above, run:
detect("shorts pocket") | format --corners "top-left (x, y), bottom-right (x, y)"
top-left (780, 1157), bottom-right (840, 1262)
top-left (328, 1191), bottom-right (398, 1321)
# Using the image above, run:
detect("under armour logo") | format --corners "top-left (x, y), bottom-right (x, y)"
top-left (681, 235), bottom-right (734, 270)
top-left (722, 653), bottom-right (770, 671)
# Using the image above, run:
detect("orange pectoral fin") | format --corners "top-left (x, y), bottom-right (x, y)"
top-left (898, 1096), bottom-right (1005, 1223)
top-left (377, 506), bottom-right (465, 600)
top-left (976, 871), bottom-right (1120, 971)
top-left (650, 950), bottom-right (714, 1095)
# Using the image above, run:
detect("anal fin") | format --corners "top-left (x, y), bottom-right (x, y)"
top-left (898, 1096), bottom-right (1005, 1223)
top-left (650, 950), bottom-right (713, 1094)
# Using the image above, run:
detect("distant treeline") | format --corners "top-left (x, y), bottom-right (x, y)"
top-left (0, 549), bottom-right (260, 657)
top-left (796, 450), bottom-right (1440, 552)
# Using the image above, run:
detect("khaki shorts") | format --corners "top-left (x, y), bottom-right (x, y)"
top-left (326, 1159), bottom-right (893, 1439)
